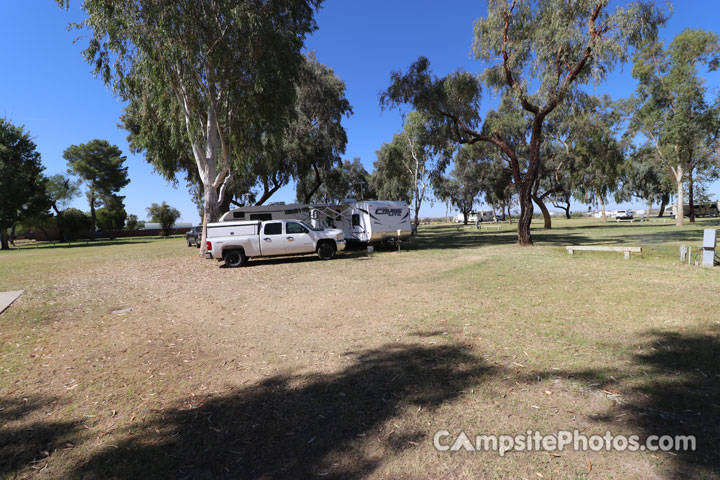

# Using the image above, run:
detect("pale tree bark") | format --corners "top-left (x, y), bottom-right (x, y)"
top-left (406, 136), bottom-right (427, 229)
top-left (670, 164), bottom-right (684, 226)
top-left (688, 168), bottom-right (695, 223)
top-left (175, 75), bottom-right (232, 255)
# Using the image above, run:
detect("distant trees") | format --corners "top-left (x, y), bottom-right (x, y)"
top-left (147, 202), bottom-right (181, 237)
top-left (45, 174), bottom-right (81, 241)
top-left (0, 119), bottom-right (51, 250)
top-left (64, 140), bottom-right (129, 239)
top-left (60, 209), bottom-right (92, 241)
top-left (629, 28), bottom-right (720, 225)
top-left (382, 0), bottom-right (667, 245)
top-left (96, 196), bottom-right (127, 239)
top-left (433, 146), bottom-right (485, 225)
top-left (125, 214), bottom-right (139, 231)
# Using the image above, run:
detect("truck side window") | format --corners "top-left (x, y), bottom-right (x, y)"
top-left (352, 214), bottom-right (360, 227)
top-left (264, 223), bottom-right (282, 235)
top-left (286, 222), bottom-right (308, 234)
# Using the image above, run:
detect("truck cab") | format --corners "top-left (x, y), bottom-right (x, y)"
top-left (205, 219), bottom-right (345, 267)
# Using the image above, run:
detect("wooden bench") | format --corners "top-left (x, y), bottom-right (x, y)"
top-left (615, 218), bottom-right (634, 223)
top-left (565, 245), bottom-right (642, 260)
top-left (479, 224), bottom-right (502, 231)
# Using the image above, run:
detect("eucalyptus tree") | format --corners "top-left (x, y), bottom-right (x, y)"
top-left (291, 54), bottom-right (353, 204)
top-left (433, 144), bottom-right (486, 225)
top-left (61, 0), bottom-right (323, 250)
top-left (615, 146), bottom-right (673, 217)
top-left (64, 140), bottom-right (129, 239)
top-left (382, 0), bottom-right (666, 245)
top-left (371, 142), bottom-right (414, 203)
top-left (629, 28), bottom-right (720, 225)
top-left (566, 98), bottom-right (626, 222)
top-left (374, 112), bottom-right (452, 228)
top-left (299, 158), bottom-right (375, 204)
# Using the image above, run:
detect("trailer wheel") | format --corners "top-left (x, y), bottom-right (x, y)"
top-left (187, 239), bottom-right (192, 247)
top-left (224, 249), bottom-right (247, 267)
top-left (317, 242), bottom-right (336, 260)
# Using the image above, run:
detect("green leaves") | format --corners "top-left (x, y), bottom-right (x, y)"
top-left (63, 139), bottom-right (129, 201)
top-left (0, 119), bottom-right (51, 237)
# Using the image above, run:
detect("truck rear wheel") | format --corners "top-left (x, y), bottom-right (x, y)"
top-left (224, 249), bottom-right (247, 267)
top-left (317, 242), bottom-right (336, 260)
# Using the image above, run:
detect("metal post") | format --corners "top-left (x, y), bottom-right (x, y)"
top-left (702, 229), bottom-right (717, 266)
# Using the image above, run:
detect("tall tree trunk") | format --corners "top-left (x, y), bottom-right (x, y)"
top-left (532, 193), bottom-right (551, 230)
top-left (89, 194), bottom-right (97, 240)
top-left (491, 201), bottom-right (498, 222)
top-left (598, 194), bottom-right (607, 223)
top-left (688, 169), bottom-right (695, 223)
top-left (673, 165), bottom-right (684, 227)
top-left (517, 182), bottom-right (534, 246)
top-left (0, 225), bottom-right (9, 250)
top-left (200, 186), bottom-right (220, 252)
top-left (658, 193), bottom-right (669, 217)
top-left (414, 200), bottom-right (422, 228)
top-left (646, 199), bottom-right (653, 219)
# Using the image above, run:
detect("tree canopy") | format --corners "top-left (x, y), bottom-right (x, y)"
top-left (0, 119), bottom-right (51, 250)
top-left (382, 0), bottom-right (667, 245)
top-left (629, 28), bottom-right (720, 225)
top-left (62, 0), bottom-right (324, 252)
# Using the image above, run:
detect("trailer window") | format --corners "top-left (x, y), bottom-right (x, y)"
top-left (251, 213), bottom-right (272, 221)
top-left (352, 214), bottom-right (360, 226)
top-left (263, 222), bottom-right (282, 235)
top-left (232, 211), bottom-right (245, 219)
top-left (286, 222), bottom-right (308, 234)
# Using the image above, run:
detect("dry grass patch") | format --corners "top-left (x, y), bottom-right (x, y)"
top-left (1, 219), bottom-right (719, 479)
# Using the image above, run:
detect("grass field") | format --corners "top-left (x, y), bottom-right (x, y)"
top-left (1, 218), bottom-right (719, 479)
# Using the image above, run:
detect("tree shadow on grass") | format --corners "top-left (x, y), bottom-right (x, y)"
top-left (534, 328), bottom-right (720, 478)
top-left (0, 395), bottom-right (81, 477)
top-left (71, 343), bottom-right (493, 480)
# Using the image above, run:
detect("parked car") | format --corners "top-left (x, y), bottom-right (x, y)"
top-left (186, 226), bottom-right (203, 248)
top-left (205, 219), bottom-right (345, 267)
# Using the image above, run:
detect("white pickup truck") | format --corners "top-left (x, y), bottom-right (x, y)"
top-left (205, 219), bottom-right (346, 267)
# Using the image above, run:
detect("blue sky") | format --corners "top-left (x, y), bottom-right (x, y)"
top-left (1, 1), bottom-right (719, 223)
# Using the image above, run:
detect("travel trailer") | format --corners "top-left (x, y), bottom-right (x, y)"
top-left (456, 210), bottom-right (495, 223)
top-left (309, 200), bottom-right (412, 245)
top-left (220, 200), bottom-right (412, 245)
top-left (672, 202), bottom-right (720, 218)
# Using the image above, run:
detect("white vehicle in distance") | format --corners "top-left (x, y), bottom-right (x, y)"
top-left (205, 219), bottom-right (346, 267)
